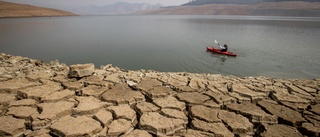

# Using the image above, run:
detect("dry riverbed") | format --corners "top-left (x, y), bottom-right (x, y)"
top-left (0, 53), bottom-right (319, 137)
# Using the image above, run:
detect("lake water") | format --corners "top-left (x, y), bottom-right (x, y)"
top-left (1, 15), bottom-right (320, 79)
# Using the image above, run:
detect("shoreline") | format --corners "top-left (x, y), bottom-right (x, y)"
top-left (0, 53), bottom-right (319, 136)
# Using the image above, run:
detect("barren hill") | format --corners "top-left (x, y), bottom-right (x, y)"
top-left (134, 1), bottom-right (320, 16)
top-left (0, 1), bottom-right (76, 18)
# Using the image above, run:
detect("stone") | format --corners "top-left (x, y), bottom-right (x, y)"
top-left (226, 103), bottom-right (278, 124)
top-left (126, 130), bottom-right (153, 137)
top-left (6, 106), bottom-right (38, 119)
top-left (50, 115), bottom-right (102, 136)
top-left (232, 84), bottom-right (267, 102)
top-left (257, 100), bottom-right (306, 127)
top-left (261, 124), bottom-right (303, 137)
top-left (25, 128), bottom-right (51, 137)
top-left (153, 96), bottom-right (186, 111)
top-left (68, 63), bottom-right (95, 78)
top-left (79, 75), bottom-right (104, 85)
top-left (270, 87), bottom-right (309, 104)
top-left (190, 105), bottom-right (220, 123)
top-left (17, 81), bottom-right (62, 101)
top-left (176, 92), bottom-right (211, 105)
top-left (202, 100), bottom-right (221, 109)
top-left (310, 104), bottom-right (320, 115)
top-left (180, 129), bottom-right (215, 137)
top-left (73, 96), bottom-right (107, 115)
top-left (191, 119), bottom-right (234, 137)
top-left (134, 77), bottom-right (162, 91)
top-left (0, 78), bottom-right (39, 93)
top-left (0, 116), bottom-right (26, 136)
top-left (286, 83), bottom-right (311, 96)
top-left (9, 99), bottom-right (37, 107)
top-left (26, 71), bottom-right (54, 81)
top-left (143, 86), bottom-right (176, 99)
top-left (61, 81), bottom-right (84, 90)
top-left (227, 92), bottom-right (251, 103)
top-left (161, 108), bottom-right (188, 122)
top-left (107, 119), bottom-right (133, 137)
top-left (104, 73), bottom-right (123, 83)
top-left (42, 89), bottom-right (74, 103)
top-left (139, 112), bottom-right (187, 136)
top-left (218, 110), bottom-right (254, 136)
top-left (0, 93), bottom-right (16, 104)
top-left (135, 102), bottom-right (160, 115)
top-left (107, 104), bottom-right (136, 123)
top-left (204, 91), bottom-right (236, 105)
top-left (32, 101), bottom-right (74, 130)
top-left (300, 122), bottom-right (320, 137)
top-left (93, 109), bottom-right (113, 128)
top-left (101, 84), bottom-right (145, 105)
top-left (81, 85), bottom-right (108, 97)
top-left (163, 73), bottom-right (188, 87)
top-left (189, 77), bottom-right (207, 90)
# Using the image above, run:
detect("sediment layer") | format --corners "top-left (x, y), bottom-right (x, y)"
top-left (0, 53), bottom-right (319, 137)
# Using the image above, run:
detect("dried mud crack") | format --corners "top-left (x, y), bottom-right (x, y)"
top-left (0, 53), bottom-right (319, 137)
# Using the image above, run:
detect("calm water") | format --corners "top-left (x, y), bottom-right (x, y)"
top-left (1, 15), bottom-right (320, 79)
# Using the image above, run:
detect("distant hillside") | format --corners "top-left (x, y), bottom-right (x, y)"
top-left (183, 0), bottom-right (320, 5)
top-left (69, 1), bottom-right (163, 15)
top-left (134, 1), bottom-right (320, 16)
top-left (0, 1), bottom-right (76, 18)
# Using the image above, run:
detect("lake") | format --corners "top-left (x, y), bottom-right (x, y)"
top-left (1, 15), bottom-right (320, 79)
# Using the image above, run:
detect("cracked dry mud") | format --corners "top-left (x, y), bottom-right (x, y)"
top-left (0, 53), bottom-right (319, 137)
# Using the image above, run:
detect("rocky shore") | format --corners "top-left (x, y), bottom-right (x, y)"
top-left (0, 53), bottom-right (319, 137)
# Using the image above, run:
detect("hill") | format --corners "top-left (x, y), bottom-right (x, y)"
top-left (0, 1), bottom-right (76, 18)
top-left (133, 1), bottom-right (320, 16)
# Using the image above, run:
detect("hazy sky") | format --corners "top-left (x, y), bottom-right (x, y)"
top-left (5, 0), bottom-right (190, 6)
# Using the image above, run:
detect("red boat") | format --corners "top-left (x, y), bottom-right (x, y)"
top-left (206, 47), bottom-right (237, 56)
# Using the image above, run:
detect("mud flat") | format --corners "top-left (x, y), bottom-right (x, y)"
top-left (0, 53), bottom-right (319, 137)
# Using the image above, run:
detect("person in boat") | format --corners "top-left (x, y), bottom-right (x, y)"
top-left (218, 43), bottom-right (228, 52)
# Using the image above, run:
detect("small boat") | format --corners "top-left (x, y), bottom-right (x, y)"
top-left (206, 47), bottom-right (237, 56)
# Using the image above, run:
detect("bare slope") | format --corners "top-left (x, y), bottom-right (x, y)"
top-left (0, 1), bottom-right (76, 18)
top-left (134, 1), bottom-right (320, 16)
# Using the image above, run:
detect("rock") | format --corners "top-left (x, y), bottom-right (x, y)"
top-left (218, 110), bottom-right (254, 136)
top-left (61, 81), bottom-right (84, 90)
top-left (257, 100), bottom-right (306, 127)
top-left (300, 122), bottom-right (320, 137)
top-left (161, 73), bottom-right (188, 87)
top-left (25, 128), bottom-right (51, 137)
top-left (0, 93), bottom-right (16, 105)
top-left (232, 84), bottom-right (267, 102)
top-left (79, 75), bottom-right (104, 86)
top-left (0, 78), bottom-right (39, 93)
top-left (73, 96), bottom-right (107, 115)
top-left (26, 71), bottom-right (54, 81)
top-left (226, 103), bottom-right (278, 124)
top-left (104, 73), bottom-right (122, 83)
top-left (153, 96), bottom-right (186, 111)
top-left (42, 89), bottom-right (74, 103)
top-left (261, 124), bottom-right (303, 137)
top-left (189, 77), bottom-right (207, 90)
top-left (50, 115), bottom-right (102, 136)
top-left (9, 99), bottom-right (37, 107)
top-left (135, 102), bottom-right (160, 115)
top-left (286, 84), bottom-right (311, 96)
top-left (101, 84), bottom-right (145, 105)
top-left (191, 119), bottom-right (234, 137)
top-left (161, 108), bottom-right (188, 122)
top-left (0, 116), bottom-right (26, 136)
top-left (93, 109), bottom-right (113, 128)
top-left (68, 63), bottom-right (95, 78)
top-left (126, 130), bottom-right (153, 137)
top-left (310, 104), bottom-right (320, 115)
top-left (142, 86), bottom-right (176, 100)
top-left (32, 101), bottom-right (74, 130)
top-left (176, 92), bottom-right (211, 105)
top-left (178, 129), bottom-right (215, 137)
top-left (81, 85), bottom-right (108, 97)
top-left (190, 105), bottom-right (220, 123)
top-left (139, 112), bottom-right (187, 136)
top-left (107, 119), bottom-right (133, 137)
top-left (134, 77), bottom-right (162, 91)
top-left (107, 104), bottom-right (136, 123)
top-left (17, 81), bottom-right (62, 101)
top-left (270, 87), bottom-right (309, 104)
top-left (227, 92), bottom-right (251, 103)
top-left (6, 106), bottom-right (38, 119)
top-left (204, 90), bottom-right (236, 105)
top-left (202, 100), bottom-right (221, 109)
